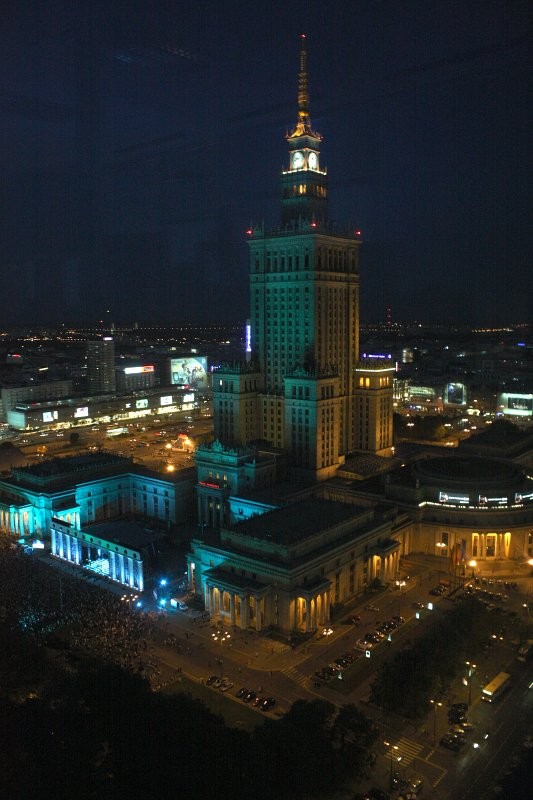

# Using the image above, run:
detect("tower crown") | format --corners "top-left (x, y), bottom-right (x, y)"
top-left (282, 35), bottom-right (327, 226)
top-left (287, 34), bottom-right (322, 141)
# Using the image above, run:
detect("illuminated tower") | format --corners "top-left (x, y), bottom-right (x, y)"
top-left (211, 35), bottom-right (392, 488)
top-left (247, 35), bottom-right (361, 479)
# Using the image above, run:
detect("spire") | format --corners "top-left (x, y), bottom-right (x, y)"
top-left (297, 34), bottom-right (310, 128)
top-left (287, 34), bottom-right (321, 140)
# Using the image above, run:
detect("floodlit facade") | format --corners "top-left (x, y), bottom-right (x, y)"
top-left (211, 36), bottom-right (393, 486)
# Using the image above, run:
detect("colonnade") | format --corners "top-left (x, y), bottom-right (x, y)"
top-left (50, 527), bottom-right (144, 592)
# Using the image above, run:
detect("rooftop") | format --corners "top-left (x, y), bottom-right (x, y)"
top-left (231, 497), bottom-right (367, 545)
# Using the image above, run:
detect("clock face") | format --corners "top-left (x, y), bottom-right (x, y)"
top-left (308, 152), bottom-right (318, 169)
top-left (292, 151), bottom-right (304, 169)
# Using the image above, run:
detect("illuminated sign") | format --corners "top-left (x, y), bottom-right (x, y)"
top-left (160, 395), bottom-right (173, 406)
top-left (170, 356), bottom-right (208, 390)
top-left (439, 492), bottom-right (469, 505)
top-left (74, 407), bottom-right (89, 418)
top-left (515, 491), bottom-right (533, 503)
top-left (124, 365), bottom-right (155, 375)
top-left (183, 393), bottom-right (194, 403)
top-left (444, 383), bottom-right (466, 405)
top-left (479, 495), bottom-right (508, 506)
top-left (361, 353), bottom-right (392, 359)
top-left (135, 398), bottom-right (149, 409)
top-left (43, 410), bottom-right (58, 422)
top-left (245, 323), bottom-right (252, 353)
top-left (499, 393), bottom-right (533, 417)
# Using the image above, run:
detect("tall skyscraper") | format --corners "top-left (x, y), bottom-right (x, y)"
top-left (212, 36), bottom-right (392, 484)
top-left (87, 337), bottom-right (116, 395)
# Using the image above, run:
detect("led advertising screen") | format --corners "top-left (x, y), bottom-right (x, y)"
top-left (498, 393), bottom-right (533, 417)
top-left (124, 365), bottom-right (154, 375)
top-left (160, 395), bottom-right (173, 406)
top-left (508, 395), bottom-right (532, 411)
top-left (170, 356), bottom-right (208, 390)
top-left (43, 410), bottom-right (58, 422)
top-left (444, 383), bottom-right (466, 405)
top-left (74, 407), bottom-right (89, 418)
top-left (439, 491), bottom-right (469, 505)
top-left (135, 398), bottom-right (149, 409)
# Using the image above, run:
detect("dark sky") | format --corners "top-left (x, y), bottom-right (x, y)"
top-left (1, 0), bottom-right (530, 327)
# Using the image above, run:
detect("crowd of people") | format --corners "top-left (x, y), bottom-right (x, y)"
top-left (0, 538), bottom-right (163, 681)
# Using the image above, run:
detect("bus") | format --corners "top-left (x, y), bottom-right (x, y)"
top-left (481, 671), bottom-right (511, 702)
top-left (517, 640), bottom-right (533, 663)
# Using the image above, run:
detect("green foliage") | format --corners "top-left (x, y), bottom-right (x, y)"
top-left (370, 596), bottom-right (492, 718)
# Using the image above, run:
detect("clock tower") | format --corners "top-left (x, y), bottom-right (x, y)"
top-left (281, 34), bottom-right (328, 226)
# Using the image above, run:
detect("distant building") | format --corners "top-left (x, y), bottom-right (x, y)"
top-left (0, 380), bottom-right (73, 422)
top-left (87, 337), bottom-right (116, 394)
top-left (115, 364), bottom-right (156, 393)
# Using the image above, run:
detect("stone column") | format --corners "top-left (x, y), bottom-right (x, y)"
top-left (230, 593), bottom-right (235, 625)
top-left (240, 595), bottom-right (248, 629)
top-left (127, 557), bottom-right (135, 587)
top-left (119, 553), bottom-right (125, 585)
top-left (255, 597), bottom-right (262, 632)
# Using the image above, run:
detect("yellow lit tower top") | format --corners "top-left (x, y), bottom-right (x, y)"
top-left (281, 34), bottom-right (328, 227)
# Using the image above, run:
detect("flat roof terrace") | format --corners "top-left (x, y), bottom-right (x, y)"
top-left (231, 497), bottom-right (369, 546)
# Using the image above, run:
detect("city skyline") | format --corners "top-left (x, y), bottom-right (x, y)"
top-left (1, 1), bottom-right (530, 327)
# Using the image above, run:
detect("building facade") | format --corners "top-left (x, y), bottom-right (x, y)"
top-left (87, 337), bottom-right (116, 394)
top-left (188, 497), bottom-right (407, 635)
top-left (0, 453), bottom-right (195, 541)
top-left (211, 36), bottom-right (393, 485)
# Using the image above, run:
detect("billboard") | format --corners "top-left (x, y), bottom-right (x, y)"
top-left (160, 395), bottom-right (173, 406)
top-left (124, 365), bottom-right (154, 375)
top-left (439, 491), bottom-right (469, 505)
top-left (43, 410), bottom-right (58, 422)
top-left (135, 398), bottom-right (149, 409)
top-left (444, 383), bottom-right (466, 405)
top-left (499, 393), bottom-right (533, 418)
top-left (170, 357), bottom-right (208, 390)
top-left (74, 407), bottom-right (89, 418)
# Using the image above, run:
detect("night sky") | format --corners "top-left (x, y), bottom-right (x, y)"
top-left (1, 1), bottom-right (530, 327)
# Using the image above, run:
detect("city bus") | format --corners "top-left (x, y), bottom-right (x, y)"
top-left (481, 671), bottom-right (511, 702)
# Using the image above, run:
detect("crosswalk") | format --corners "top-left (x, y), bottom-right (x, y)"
top-left (281, 665), bottom-right (308, 687)
top-left (385, 736), bottom-right (423, 766)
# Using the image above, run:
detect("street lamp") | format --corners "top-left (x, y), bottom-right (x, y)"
top-left (465, 661), bottom-right (477, 705)
top-left (430, 699), bottom-right (443, 747)
top-left (212, 629), bottom-right (231, 677)
top-left (323, 627), bottom-right (333, 660)
top-left (469, 559), bottom-right (477, 579)
top-left (383, 741), bottom-right (401, 791)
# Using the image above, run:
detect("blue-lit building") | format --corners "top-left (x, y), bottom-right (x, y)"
top-left (0, 452), bottom-right (195, 590)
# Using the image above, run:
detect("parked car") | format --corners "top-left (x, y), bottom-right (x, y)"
top-left (243, 690), bottom-right (256, 703)
top-left (236, 687), bottom-right (248, 698)
top-left (365, 604), bottom-right (379, 612)
top-left (206, 675), bottom-right (220, 686)
top-left (261, 697), bottom-right (276, 711)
